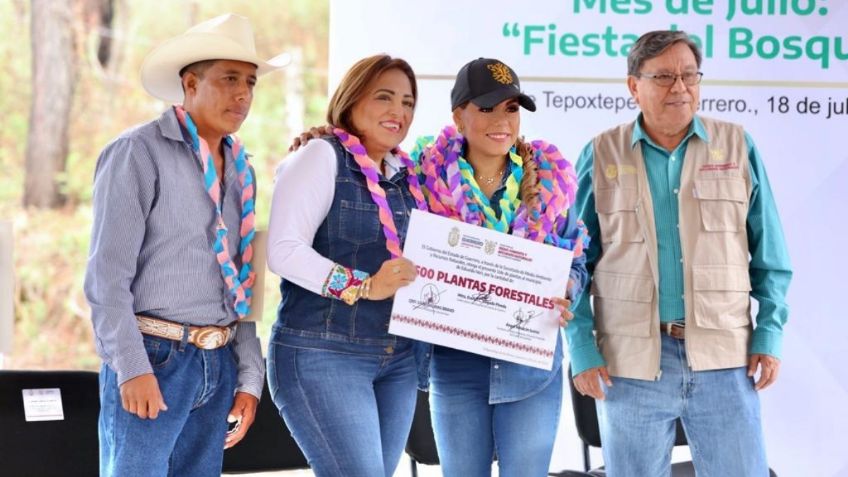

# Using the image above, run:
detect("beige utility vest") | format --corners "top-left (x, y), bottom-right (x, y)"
top-left (591, 116), bottom-right (753, 380)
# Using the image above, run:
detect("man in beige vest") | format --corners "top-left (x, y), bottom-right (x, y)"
top-left (567, 30), bottom-right (791, 476)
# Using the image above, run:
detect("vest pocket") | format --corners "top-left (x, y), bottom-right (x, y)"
top-left (591, 271), bottom-right (654, 337)
top-left (695, 179), bottom-right (747, 232)
top-left (692, 265), bottom-right (751, 329)
top-left (595, 188), bottom-right (644, 243)
top-left (339, 200), bottom-right (381, 245)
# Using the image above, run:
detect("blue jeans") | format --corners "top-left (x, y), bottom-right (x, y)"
top-left (267, 342), bottom-right (418, 477)
top-left (429, 347), bottom-right (563, 477)
top-left (597, 334), bottom-right (768, 477)
top-left (99, 335), bottom-right (237, 477)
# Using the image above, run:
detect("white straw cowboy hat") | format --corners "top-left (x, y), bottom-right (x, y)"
top-left (140, 13), bottom-right (290, 102)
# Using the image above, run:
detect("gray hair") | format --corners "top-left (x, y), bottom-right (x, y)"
top-left (627, 31), bottom-right (702, 76)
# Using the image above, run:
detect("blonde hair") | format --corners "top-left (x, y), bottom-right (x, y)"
top-left (327, 54), bottom-right (417, 137)
top-left (515, 137), bottom-right (540, 210)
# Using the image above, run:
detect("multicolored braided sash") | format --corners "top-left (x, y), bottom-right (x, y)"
top-left (411, 125), bottom-right (589, 257)
top-left (174, 105), bottom-right (255, 318)
top-left (333, 128), bottom-right (426, 258)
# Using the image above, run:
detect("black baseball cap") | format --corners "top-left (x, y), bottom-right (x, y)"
top-left (450, 58), bottom-right (536, 112)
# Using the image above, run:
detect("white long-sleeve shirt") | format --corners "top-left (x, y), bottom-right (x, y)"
top-left (266, 138), bottom-right (404, 292)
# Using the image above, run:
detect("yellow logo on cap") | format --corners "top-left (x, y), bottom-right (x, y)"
top-left (487, 63), bottom-right (513, 85)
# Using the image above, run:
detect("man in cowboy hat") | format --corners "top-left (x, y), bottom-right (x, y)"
top-left (84, 13), bottom-right (287, 476)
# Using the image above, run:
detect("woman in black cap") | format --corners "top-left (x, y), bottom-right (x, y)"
top-left (287, 57), bottom-right (588, 476)
top-left (411, 57), bottom-right (589, 477)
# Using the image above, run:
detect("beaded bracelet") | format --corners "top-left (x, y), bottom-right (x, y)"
top-left (361, 277), bottom-right (372, 300)
top-left (322, 263), bottom-right (369, 306)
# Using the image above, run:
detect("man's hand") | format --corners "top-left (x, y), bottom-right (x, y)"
top-left (573, 366), bottom-right (612, 400)
top-left (224, 392), bottom-right (259, 449)
top-left (288, 125), bottom-right (334, 152)
top-left (119, 373), bottom-right (168, 419)
top-left (748, 354), bottom-right (780, 391)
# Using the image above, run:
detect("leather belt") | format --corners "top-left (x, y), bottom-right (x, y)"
top-left (661, 322), bottom-right (685, 340)
top-left (136, 315), bottom-right (237, 350)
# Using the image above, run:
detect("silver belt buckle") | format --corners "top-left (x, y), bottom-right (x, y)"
top-left (666, 322), bottom-right (684, 338)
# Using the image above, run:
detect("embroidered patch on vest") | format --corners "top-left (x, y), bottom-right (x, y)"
top-left (604, 164), bottom-right (637, 179)
top-left (709, 148), bottom-right (725, 162)
top-left (699, 162), bottom-right (739, 172)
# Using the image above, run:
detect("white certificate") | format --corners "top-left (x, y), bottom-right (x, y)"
top-left (22, 388), bottom-right (65, 422)
top-left (390, 210), bottom-right (574, 370)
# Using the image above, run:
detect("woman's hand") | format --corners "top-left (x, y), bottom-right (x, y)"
top-left (368, 258), bottom-right (417, 300)
top-left (552, 297), bottom-right (573, 327)
top-left (552, 278), bottom-right (576, 327)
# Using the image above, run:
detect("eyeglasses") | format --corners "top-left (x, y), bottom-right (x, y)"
top-left (637, 71), bottom-right (703, 87)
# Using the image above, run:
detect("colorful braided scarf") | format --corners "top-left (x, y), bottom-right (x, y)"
top-left (174, 106), bottom-right (256, 318)
top-left (410, 128), bottom-right (522, 233)
top-left (333, 128), bottom-right (427, 258)
top-left (412, 125), bottom-right (589, 257)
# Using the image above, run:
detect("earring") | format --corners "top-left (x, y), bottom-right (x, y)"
top-left (456, 125), bottom-right (464, 134)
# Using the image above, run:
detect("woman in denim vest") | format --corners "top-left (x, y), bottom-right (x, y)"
top-left (266, 55), bottom-right (421, 477)
top-left (411, 58), bottom-right (590, 477)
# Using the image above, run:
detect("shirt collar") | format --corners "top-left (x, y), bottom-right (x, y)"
top-left (158, 107), bottom-right (190, 143)
top-left (158, 107), bottom-right (237, 183)
top-left (384, 151), bottom-right (405, 177)
top-left (345, 147), bottom-right (407, 179)
top-left (159, 106), bottom-right (237, 155)
top-left (630, 114), bottom-right (709, 151)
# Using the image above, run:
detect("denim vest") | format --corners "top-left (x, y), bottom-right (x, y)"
top-left (271, 136), bottom-right (416, 355)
